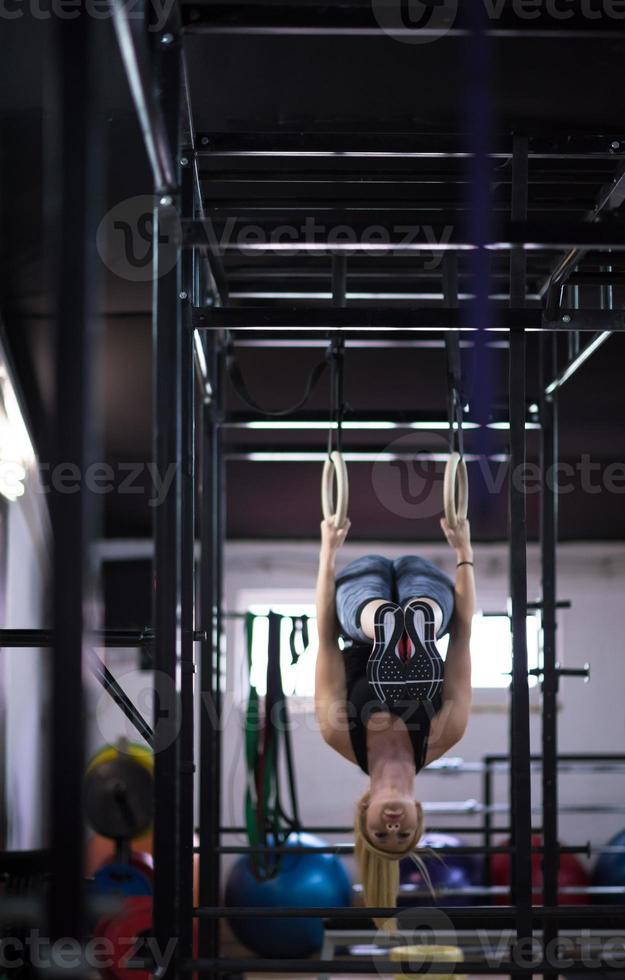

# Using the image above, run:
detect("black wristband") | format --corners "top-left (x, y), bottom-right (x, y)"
top-left (456, 560), bottom-right (474, 568)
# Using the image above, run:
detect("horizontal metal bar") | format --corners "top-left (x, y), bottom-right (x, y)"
top-left (228, 291), bottom-right (543, 304)
top-left (217, 844), bottom-right (588, 856)
top-left (223, 408), bottom-right (536, 428)
top-left (526, 600), bottom-right (571, 610)
top-left (181, 957), bottom-right (625, 980)
top-left (219, 826), bottom-right (538, 836)
top-left (195, 131), bottom-right (625, 160)
top-left (223, 449), bottom-right (509, 462)
top-left (0, 849), bottom-right (52, 873)
top-left (222, 334), bottom-right (509, 349)
top-left (485, 753), bottom-right (625, 763)
top-left (529, 665), bottom-right (590, 679)
top-left (180, 959), bottom-right (625, 976)
top-left (196, 905), bottom-right (625, 925)
top-left (194, 307), bottom-right (625, 332)
top-left (0, 628), bottom-right (207, 647)
top-left (183, 217), bottom-right (625, 251)
top-left (181, 2), bottom-right (625, 40)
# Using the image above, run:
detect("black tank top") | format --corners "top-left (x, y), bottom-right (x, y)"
top-left (342, 642), bottom-right (444, 775)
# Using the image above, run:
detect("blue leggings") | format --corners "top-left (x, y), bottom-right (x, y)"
top-left (335, 554), bottom-right (455, 644)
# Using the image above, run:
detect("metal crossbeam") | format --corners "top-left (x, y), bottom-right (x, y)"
top-left (183, 217), bottom-right (625, 251)
top-left (195, 131), bottom-right (625, 160)
top-left (180, 0), bottom-right (625, 39)
top-left (182, 960), bottom-right (625, 976)
top-left (195, 905), bottom-right (625, 925)
top-left (193, 307), bottom-right (625, 331)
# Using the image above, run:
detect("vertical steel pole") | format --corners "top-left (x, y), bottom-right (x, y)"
top-left (509, 325), bottom-right (533, 944)
top-left (540, 333), bottom-right (559, 964)
top-left (198, 332), bottom-right (224, 974)
top-left (482, 757), bottom-right (493, 890)
top-left (198, 347), bottom-right (213, 963)
top-left (509, 135), bottom-right (533, 946)
top-left (47, 10), bottom-right (105, 947)
top-left (212, 339), bottom-right (225, 958)
top-left (151, 19), bottom-right (182, 972)
top-left (178, 162), bottom-right (196, 963)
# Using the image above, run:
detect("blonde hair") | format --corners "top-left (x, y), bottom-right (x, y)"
top-left (354, 790), bottom-right (432, 931)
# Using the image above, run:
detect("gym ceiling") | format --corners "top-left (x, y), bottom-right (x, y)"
top-left (2, 5), bottom-right (625, 542)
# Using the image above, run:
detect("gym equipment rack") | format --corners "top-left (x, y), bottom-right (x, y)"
top-left (18, 4), bottom-right (625, 979)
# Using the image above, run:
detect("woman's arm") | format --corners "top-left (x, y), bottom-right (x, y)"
top-left (315, 518), bottom-right (350, 646)
top-left (314, 518), bottom-right (355, 753)
top-left (426, 517), bottom-right (475, 760)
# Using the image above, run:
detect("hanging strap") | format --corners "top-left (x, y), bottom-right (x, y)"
top-left (326, 337), bottom-right (346, 457)
top-left (244, 615), bottom-right (265, 860)
top-left (265, 612), bottom-right (300, 836)
top-left (226, 342), bottom-right (329, 417)
top-left (443, 252), bottom-right (465, 458)
top-left (244, 611), bottom-right (281, 878)
top-left (243, 611), bottom-right (301, 879)
top-left (289, 615), bottom-right (310, 665)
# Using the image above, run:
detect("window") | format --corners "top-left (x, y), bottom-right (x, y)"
top-left (438, 612), bottom-right (541, 689)
top-left (241, 596), bottom-right (541, 698)
top-left (247, 602), bottom-right (319, 697)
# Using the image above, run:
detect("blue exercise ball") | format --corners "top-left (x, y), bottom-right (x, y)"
top-left (225, 832), bottom-right (351, 957)
top-left (592, 828), bottom-right (625, 905)
top-left (399, 832), bottom-right (482, 907)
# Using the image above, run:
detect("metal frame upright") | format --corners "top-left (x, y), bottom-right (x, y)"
top-left (150, 9), bottom-right (184, 970)
top-left (198, 330), bottom-right (225, 970)
top-left (540, 332), bottom-right (560, 963)
top-left (46, 8), bottom-right (107, 950)
top-left (508, 135), bottom-right (534, 949)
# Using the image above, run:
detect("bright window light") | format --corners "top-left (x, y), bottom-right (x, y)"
top-left (247, 603), bottom-right (319, 697)
top-left (245, 603), bottom-right (540, 696)
top-left (0, 364), bottom-right (35, 502)
top-left (438, 612), bottom-right (540, 688)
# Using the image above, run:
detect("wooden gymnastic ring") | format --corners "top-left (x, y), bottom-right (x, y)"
top-left (443, 451), bottom-right (468, 528)
top-left (321, 451), bottom-right (349, 528)
top-left (390, 944), bottom-right (466, 980)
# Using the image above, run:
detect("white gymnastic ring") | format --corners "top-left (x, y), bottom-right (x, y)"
top-left (321, 451), bottom-right (349, 528)
top-left (443, 451), bottom-right (468, 528)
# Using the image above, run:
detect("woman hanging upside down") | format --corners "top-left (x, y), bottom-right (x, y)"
top-left (314, 516), bottom-right (475, 919)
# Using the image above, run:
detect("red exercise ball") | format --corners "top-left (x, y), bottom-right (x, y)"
top-left (490, 835), bottom-right (589, 906)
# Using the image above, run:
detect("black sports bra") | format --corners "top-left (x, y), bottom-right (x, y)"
top-left (342, 643), bottom-right (444, 775)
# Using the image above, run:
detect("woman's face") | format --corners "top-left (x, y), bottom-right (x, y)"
top-left (364, 797), bottom-right (421, 853)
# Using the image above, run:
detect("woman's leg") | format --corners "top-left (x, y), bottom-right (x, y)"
top-left (359, 599), bottom-right (390, 640)
top-left (335, 555), bottom-right (394, 644)
top-left (393, 555), bottom-right (454, 638)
